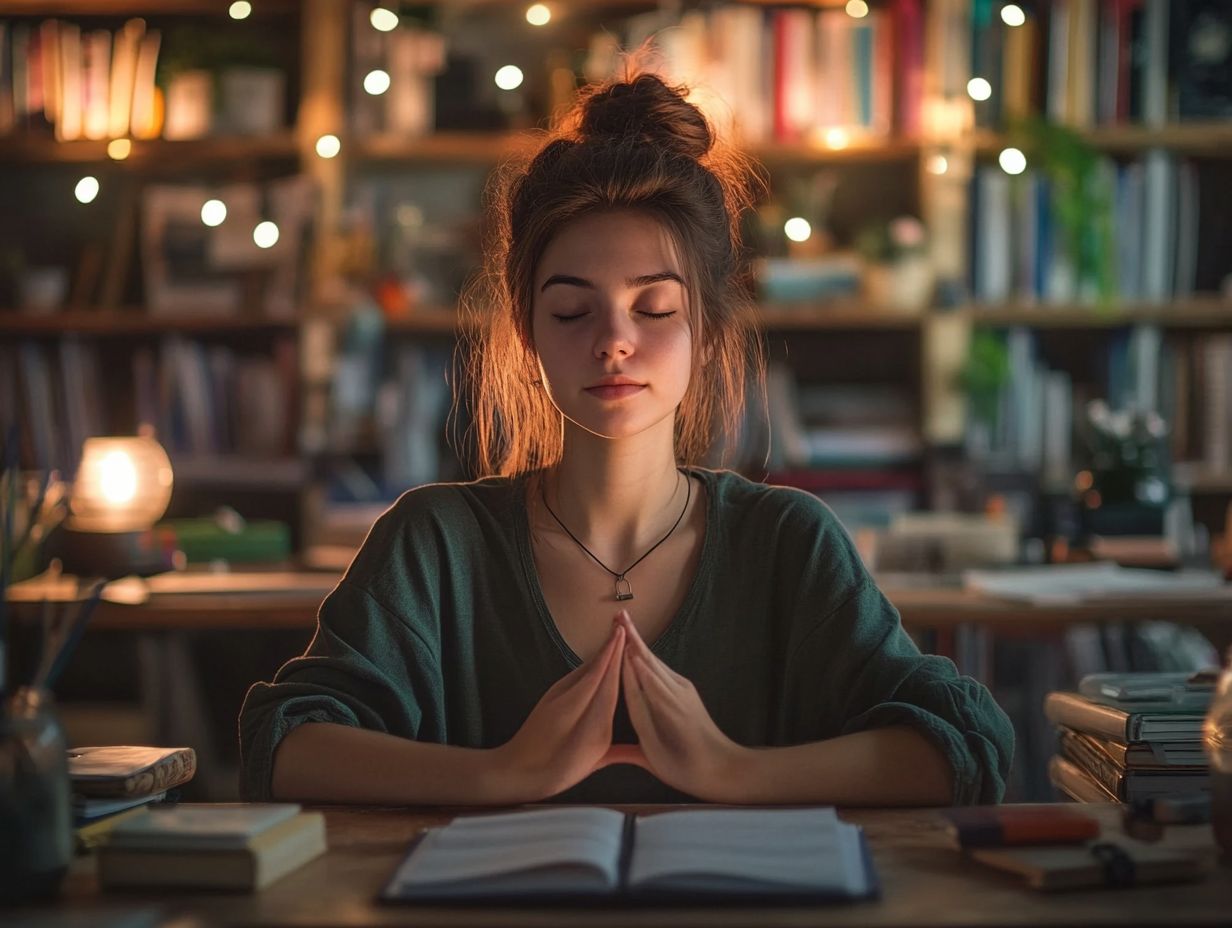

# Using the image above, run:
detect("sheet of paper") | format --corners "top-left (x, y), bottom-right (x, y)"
top-left (629, 808), bottom-right (867, 894)
top-left (390, 807), bottom-right (625, 888)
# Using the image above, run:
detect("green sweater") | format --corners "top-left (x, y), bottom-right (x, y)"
top-left (239, 468), bottom-right (1013, 804)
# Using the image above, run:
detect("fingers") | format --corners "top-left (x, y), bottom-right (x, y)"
top-left (553, 620), bottom-right (624, 697)
top-left (622, 648), bottom-right (662, 745)
top-left (617, 611), bottom-right (685, 693)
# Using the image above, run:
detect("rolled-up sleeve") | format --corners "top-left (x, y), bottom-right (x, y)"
top-left (787, 580), bottom-right (1014, 805)
top-left (237, 579), bottom-right (443, 801)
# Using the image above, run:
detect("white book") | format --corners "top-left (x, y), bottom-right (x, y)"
top-left (108, 18), bottom-right (144, 139)
top-left (107, 803), bottom-right (303, 851)
top-left (964, 562), bottom-right (1226, 605)
top-left (57, 21), bottom-right (82, 141)
top-left (1141, 151), bottom-right (1175, 302)
top-left (383, 807), bottom-right (876, 904)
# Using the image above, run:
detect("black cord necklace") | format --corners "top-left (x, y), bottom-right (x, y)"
top-left (541, 469), bottom-right (691, 602)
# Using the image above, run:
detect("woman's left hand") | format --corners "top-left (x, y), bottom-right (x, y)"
top-left (616, 610), bottom-right (747, 801)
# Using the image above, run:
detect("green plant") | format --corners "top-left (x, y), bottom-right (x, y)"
top-left (1008, 116), bottom-right (1117, 306)
top-left (958, 330), bottom-right (1010, 425)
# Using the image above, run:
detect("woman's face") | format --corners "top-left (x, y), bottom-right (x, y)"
top-left (531, 210), bottom-right (694, 445)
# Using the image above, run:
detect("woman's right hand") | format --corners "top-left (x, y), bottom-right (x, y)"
top-left (492, 620), bottom-right (628, 801)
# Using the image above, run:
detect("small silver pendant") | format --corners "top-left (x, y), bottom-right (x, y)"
top-left (615, 577), bottom-right (634, 601)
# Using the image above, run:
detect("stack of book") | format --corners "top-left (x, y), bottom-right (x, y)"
top-left (1045, 672), bottom-right (1214, 804)
top-left (98, 803), bottom-right (326, 892)
top-left (71, 746), bottom-right (196, 850)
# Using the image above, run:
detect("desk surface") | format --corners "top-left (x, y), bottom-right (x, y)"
top-left (22, 804), bottom-right (1231, 928)
top-left (10, 570), bottom-right (1232, 631)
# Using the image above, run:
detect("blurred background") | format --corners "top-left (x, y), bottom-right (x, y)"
top-left (2, 0), bottom-right (1231, 803)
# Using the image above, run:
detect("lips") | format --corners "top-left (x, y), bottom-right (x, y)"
top-left (585, 383), bottom-right (646, 400)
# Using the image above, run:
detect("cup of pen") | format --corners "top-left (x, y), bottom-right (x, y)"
top-left (0, 686), bottom-right (72, 903)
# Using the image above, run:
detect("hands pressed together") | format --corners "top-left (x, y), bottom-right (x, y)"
top-left (494, 610), bottom-right (747, 803)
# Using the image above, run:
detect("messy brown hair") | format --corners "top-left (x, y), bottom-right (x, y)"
top-left (460, 72), bottom-right (766, 477)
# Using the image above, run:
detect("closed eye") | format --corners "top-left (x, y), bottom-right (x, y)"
top-left (552, 312), bottom-right (588, 322)
top-left (639, 311), bottom-right (677, 319)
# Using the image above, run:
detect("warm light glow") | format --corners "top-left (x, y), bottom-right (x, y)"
top-left (369, 7), bottom-right (399, 31)
top-left (71, 436), bottom-right (174, 532)
top-left (846, 0), bottom-right (869, 18)
top-left (967, 77), bottom-right (992, 101)
top-left (363, 69), bottom-right (391, 95)
top-left (99, 451), bottom-right (138, 505)
top-left (927, 154), bottom-right (949, 175)
top-left (526, 4), bottom-right (551, 26)
top-left (999, 146), bottom-right (1027, 175)
top-left (1001, 4), bottom-right (1026, 27)
top-left (228, 1), bottom-right (252, 20)
top-left (823, 127), bottom-right (850, 150)
top-left (107, 138), bottom-right (132, 161)
top-left (74, 176), bottom-right (99, 204)
top-left (253, 220), bottom-right (280, 248)
top-left (495, 65), bottom-right (524, 91)
top-left (784, 218), bottom-right (812, 243)
top-left (315, 133), bottom-right (341, 158)
top-left (201, 198), bottom-right (227, 227)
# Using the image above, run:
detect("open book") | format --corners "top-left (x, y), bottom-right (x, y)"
top-left (380, 807), bottom-right (877, 906)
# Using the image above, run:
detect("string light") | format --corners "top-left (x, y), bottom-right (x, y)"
top-left (363, 69), bottom-right (391, 95)
top-left (201, 199), bottom-right (227, 227)
top-left (74, 176), bottom-right (99, 203)
top-left (845, 1), bottom-right (869, 18)
top-left (494, 65), bottom-right (524, 91)
top-left (784, 217), bottom-right (812, 243)
top-left (107, 139), bottom-right (131, 160)
top-left (927, 154), bottom-right (949, 175)
top-left (369, 7), bottom-right (398, 31)
top-left (999, 147), bottom-right (1027, 175)
top-left (253, 221), bottom-right (280, 249)
top-left (526, 4), bottom-right (551, 26)
top-left (228, 1), bottom-right (252, 20)
top-left (823, 127), bottom-right (850, 150)
top-left (967, 78), bottom-right (992, 101)
top-left (1001, 4), bottom-right (1026, 27)
top-left (315, 134), bottom-right (341, 159)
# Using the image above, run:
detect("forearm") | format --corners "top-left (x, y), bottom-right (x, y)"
top-left (270, 722), bottom-right (525, 806)
top-left (718, 726), bottom-right (954, 806)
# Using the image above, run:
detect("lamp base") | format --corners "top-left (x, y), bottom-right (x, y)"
top-left (49, 525), bottom-right (177, 579)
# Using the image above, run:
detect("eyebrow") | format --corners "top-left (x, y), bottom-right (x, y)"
top-left (539, 271), bottom-right (685, 293)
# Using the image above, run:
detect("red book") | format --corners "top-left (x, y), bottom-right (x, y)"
top-left (892, 0), bottom-right (924, 136)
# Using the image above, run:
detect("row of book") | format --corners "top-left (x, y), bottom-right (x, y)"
top-left (971, 0), bottom-right (1230, 130)
top-left (599, 1), bottom-right (925, 143)
top-left (970, 154), bottom-right (1202, 307)
top-left (0, 18), bottom-right (161, 140)
top-left (1045, 672), bottom-right (1212, 804)
top-left (72, 746), bottom-right (196, 851)
top-left (967, 326), bottom-right (1232, 480)
top-left (1, 335), bottom-right (298, 476)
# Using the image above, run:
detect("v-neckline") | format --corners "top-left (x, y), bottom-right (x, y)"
top-left (514, 466), bottom-right (717, 668)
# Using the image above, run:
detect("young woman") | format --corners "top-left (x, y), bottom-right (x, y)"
top-left (239, 74), bottom-right (1013, 806)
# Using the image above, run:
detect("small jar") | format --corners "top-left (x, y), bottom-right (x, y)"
top-left (0, 687), bottom-right (73, 902)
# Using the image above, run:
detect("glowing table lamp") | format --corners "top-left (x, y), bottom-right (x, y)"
top-left (54, 436), bottom-right (177, 577)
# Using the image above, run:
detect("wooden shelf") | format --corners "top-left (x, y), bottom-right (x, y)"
top-left (384, 311), bottom-right (466, 333)
top-left (0, 311), bottom-right (299, 336)
top-left (1174, 465), bottom-right (1232, 495)
top-left (353, 131), bottom-right (919, 166)
top-left (3, 0), bottom-right (298, 14)
top-left (0, 134), bottom-right (300, 165)
top-left (964, 299), bottom-right (1232, 329)
top-left (171, 455), bottom-right (308, 490)
top-left (758, 305), bottom-right (925, 330)
top-left (975, 121), bottom-right (1232, 158)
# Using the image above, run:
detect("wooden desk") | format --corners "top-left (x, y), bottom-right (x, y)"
top-left (18, 803), bottom-right (1231, 927)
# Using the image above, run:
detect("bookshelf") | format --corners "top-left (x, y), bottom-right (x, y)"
top-left (3, 0), bottom-right (1231, 543)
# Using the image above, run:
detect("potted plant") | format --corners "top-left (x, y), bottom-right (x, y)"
top-left (855, 215), bottom-right (934, 314)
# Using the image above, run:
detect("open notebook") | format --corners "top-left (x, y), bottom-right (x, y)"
top-left (380, 807), bottom-right (878, 906)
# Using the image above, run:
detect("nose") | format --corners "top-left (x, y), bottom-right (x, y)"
top-left (592, 310), bottom-right (634, 360)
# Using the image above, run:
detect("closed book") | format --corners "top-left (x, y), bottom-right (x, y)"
top-left (69, 746), bottom-right (196, 798)
top-left (1058, 730), bottom-right (1209, 802)
top-left (970, 840), bottom-right (1203, 891)
top-left (1045, 692), bottom-right (1205, 743)
top-left (99, 810), bottom-right (326, 891)
top-left (1050, 754), bottom-right (1117, 803)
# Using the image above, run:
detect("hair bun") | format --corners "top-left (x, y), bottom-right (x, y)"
top-left (579, 74), bottom-right (712, 160)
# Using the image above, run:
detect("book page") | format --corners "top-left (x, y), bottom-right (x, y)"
top-left (629, 808), bottom-right (868, 896)
top-left (386, 807), bottom-right (626, 893)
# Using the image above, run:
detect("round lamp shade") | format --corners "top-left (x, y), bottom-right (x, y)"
top-left (70, 436), bottom-right (174, 532)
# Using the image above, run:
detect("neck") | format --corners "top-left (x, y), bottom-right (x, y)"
top-left (545, 423), bottom-right (685, 560)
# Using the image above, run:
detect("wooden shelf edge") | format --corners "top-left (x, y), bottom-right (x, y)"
top-left (964, 299), bottom-right (1232, 329)
top-left (0, 311), bottom-right (300, 336)
top-left (0, 134), bottom-right (300, 165)
top-left (975, 121), bottom-right (1232, 157)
